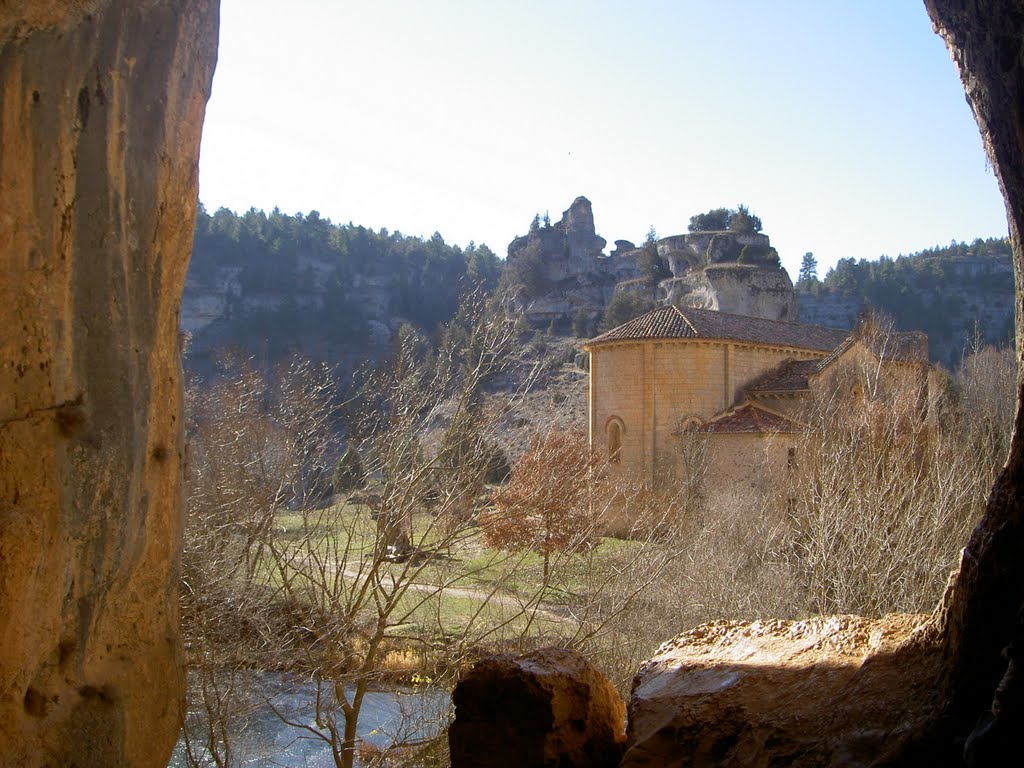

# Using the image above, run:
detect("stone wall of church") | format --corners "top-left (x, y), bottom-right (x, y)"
top-left (589, 339), bottom-right (822, 504)
top-left (704, 433), bottom-right (794, 505)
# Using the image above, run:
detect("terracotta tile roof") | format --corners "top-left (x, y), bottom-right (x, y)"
top-left (586, 305), bottom-right (849, 352)
top-left (745, 358), bottom-right (821, 393)
top-left (698, 404), bottom-right (802, 434)
top-left (814, 331), bottom-right (928, 371)
top-left (587, 305), bottom-right (698, 343)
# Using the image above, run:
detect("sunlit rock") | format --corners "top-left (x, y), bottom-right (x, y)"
top-left (0, 1), bottom-right (218, 765)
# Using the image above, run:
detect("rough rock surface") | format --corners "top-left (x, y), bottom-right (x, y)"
top-left (507, 200), bottom-right (797, 328)
top-left (622, 615), bottom-right (944, 767)
top-left (0, 2), bottom-right (218, 766)
top-left (663, 263), bottom-right (797, 321)
top-left (925, 0), bottom-right (1024, 756)
top-left (449, 647), bottom-right (626, 768)
top-left (658, 230), bottom-right (770, 270)
top-left (506, 196), bottom-right (622, 326)
top-left (657, 231), bottom-right (797, 321)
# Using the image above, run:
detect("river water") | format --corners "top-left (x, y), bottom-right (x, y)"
top-left (168, 670), bottom-right (450, 767)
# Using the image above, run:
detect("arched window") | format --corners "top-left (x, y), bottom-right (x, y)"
top-left (606, 417), bottom-right (624, 463)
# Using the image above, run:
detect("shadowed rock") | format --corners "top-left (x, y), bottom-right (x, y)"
top-left (449, 647), bottom-right (626, 768)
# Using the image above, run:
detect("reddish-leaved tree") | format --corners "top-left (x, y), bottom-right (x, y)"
top-left (481, 429), bottom-right (598, 581)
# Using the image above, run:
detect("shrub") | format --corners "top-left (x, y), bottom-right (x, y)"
top-left (600, 292), bottom-right (655, 332)
top-left (333, 446), bottom-right (367, 495)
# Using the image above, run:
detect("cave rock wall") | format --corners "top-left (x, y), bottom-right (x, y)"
top-left (0, 2), bottom-right (218, 765)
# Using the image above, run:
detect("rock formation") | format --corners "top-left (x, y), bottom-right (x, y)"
top-left (505, 196), bottom-right (625, 326)
top-left (0, 2), bottom-right (218, 766)
top-left (449, 647), bottom-right (626, 768)
top-left (926, 0), bottom-right (1024, 754)
top-left (662, 263), bottom-right (797, 321)
top-left (656, 232), bottom-right (797, 321)
top-left (506, 199), bottom-right (796, 328)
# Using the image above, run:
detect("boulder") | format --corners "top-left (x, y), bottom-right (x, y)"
top-left (0, 2), bottom-right (217, 766)
top-left (449, 647), bottom-right (626, 768)
top-left (622, 615), bottom-right (944, 767)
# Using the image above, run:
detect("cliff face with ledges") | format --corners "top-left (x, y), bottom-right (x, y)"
top-left (507, 199), bottom-right (797, 327)
top-left (0, 2), bottom-right (218, 765)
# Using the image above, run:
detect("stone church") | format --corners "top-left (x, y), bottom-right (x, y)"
top-left (583, 305), bottom-right (929, 526)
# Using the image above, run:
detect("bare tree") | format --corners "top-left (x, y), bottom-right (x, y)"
top-left (956, 339), bottom-right (1016, 475)
top-left (763, 332), bottom-right (1000, 616)
top-left (623, 328), bottom-right (1016, 647)
top-left (182, 294), bottom-right (557, 768)
top-left (180, 291), bottom-right (701, 762)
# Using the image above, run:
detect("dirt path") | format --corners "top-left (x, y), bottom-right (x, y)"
top-left (335, 562), bottom-right (571, 624)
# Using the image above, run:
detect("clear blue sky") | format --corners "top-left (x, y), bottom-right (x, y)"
top-left (198, 0), bottom-right (1008, 279)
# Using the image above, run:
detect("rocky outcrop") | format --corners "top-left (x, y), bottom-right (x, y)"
top-left (622, 615), bottom-right (944, 767)
top-left (657, 231), bottom-right (797, 321)
top-left (507, 197), bottom-right (609, 279)
top-left (449, 647), bottom-right (626, 768)
top-left (658, 230), bottom-right (771, 270)
top-left (664, 263), bottom-right (797, 321)
top-left (506, 197), bottom-right (623, 326)
top-left (507, 201), bottom-right (797, 327)
top-left (0, 2), bottom-right (218, 766)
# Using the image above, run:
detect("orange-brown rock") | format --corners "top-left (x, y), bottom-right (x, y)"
top-left (0, 2), bottom-right (217, 766)
top-left (925, 0), bottom-right (1024, 759)
top-left (449, 647), bottom-right (626, 768)
top-left (621, 615), bottom-right (945, 767)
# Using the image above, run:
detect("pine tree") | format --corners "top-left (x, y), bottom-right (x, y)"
top-left (798, 252), bottom-right (819, 286)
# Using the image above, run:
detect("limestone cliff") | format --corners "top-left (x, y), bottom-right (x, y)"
top-left (0, 2), bottom-right (218, 766)
top-left (799, 250), bottom-right (1015, 367)
top-left (656, 231), bottom-right (797, 321)
top-left (505, 196), bottom-right (624, 325)
top-left (662, 263), bottom-right (797, 321)
top-left (506, 199), bottom-right (797, 327)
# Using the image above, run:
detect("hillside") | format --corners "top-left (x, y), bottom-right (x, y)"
top-left (180, 204), bottom-right (1012, 376)
top-left (182, 205), bottom-right (501, 371)
top-left (798, 237), bottom-right (1013, 366)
